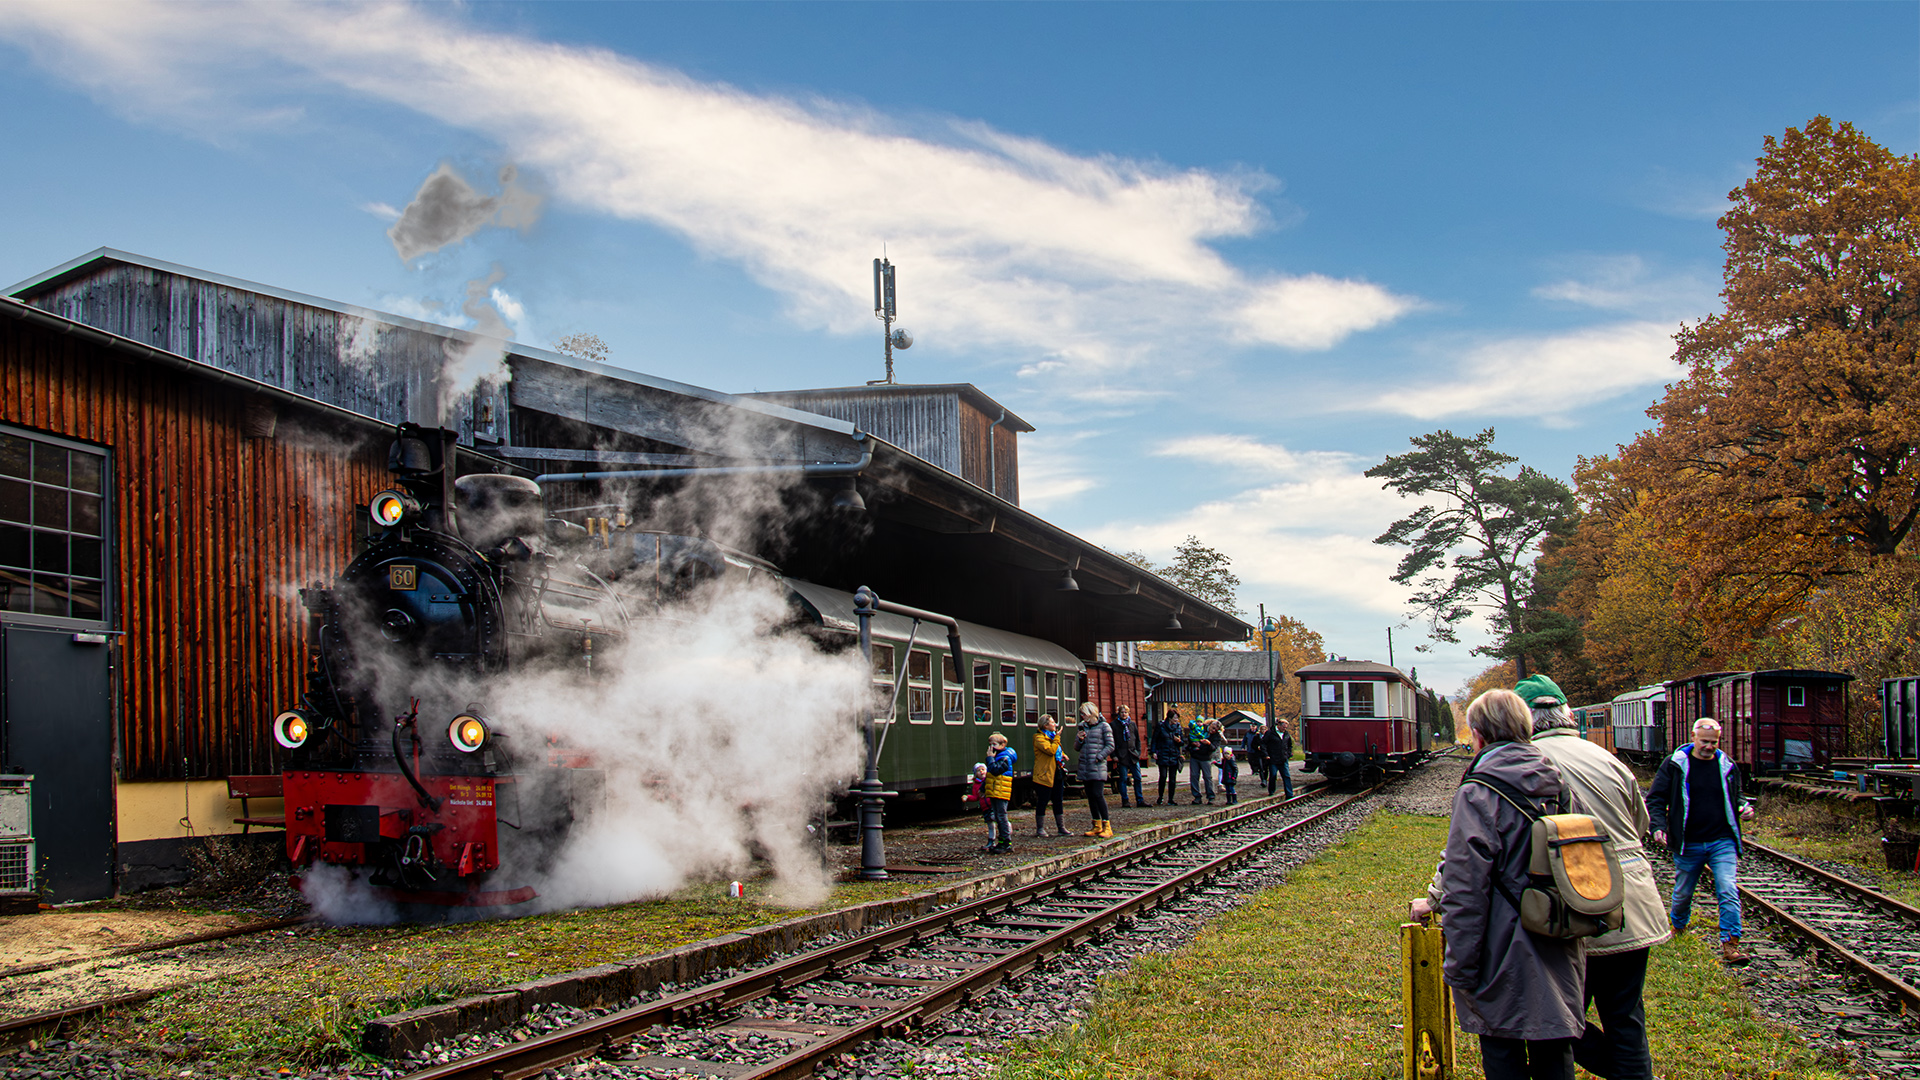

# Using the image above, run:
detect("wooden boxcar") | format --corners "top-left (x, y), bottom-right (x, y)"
top-left (1883, 676), bottom-right (1920, 762)
top-left (1664, 669), bottom-right (1851, 773)
top-left (1295, 660), bottom-right (1430, 782)
top-left (1610, 684), bottom-right (1668, 763)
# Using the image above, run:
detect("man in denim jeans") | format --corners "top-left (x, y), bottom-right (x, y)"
top-left (1647, 718), bottom-right (1757, 965)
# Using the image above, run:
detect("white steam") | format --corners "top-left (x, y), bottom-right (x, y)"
top-left (387, 161), bottom-right (542, 263)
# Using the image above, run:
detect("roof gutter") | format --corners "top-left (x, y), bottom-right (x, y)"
top-left (535, 435), bottom-right (870, 485)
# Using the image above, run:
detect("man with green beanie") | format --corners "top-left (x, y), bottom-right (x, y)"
top-left (1516, 674), bottom-right (1670, 1080)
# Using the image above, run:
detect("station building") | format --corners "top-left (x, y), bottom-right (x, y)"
top-left (3, 248), bottom-right (1246, 900)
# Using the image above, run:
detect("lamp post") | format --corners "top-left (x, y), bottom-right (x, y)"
top-left (851, 586), bottom-right (965, 881)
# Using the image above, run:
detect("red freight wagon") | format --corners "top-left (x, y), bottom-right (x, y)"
top-left (1663, 669), bottom-right (1851, 774)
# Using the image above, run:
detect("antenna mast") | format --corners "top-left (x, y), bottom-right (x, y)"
top-left (869, 257), bottom-right (912, 385)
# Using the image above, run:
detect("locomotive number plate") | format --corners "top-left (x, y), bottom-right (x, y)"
top-left (389, 564), bottom-right (418, 591)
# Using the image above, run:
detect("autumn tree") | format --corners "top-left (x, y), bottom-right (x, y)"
top-left (1251, 614), bottom-right (1326, 718)
top-left (1631, 117), bottom-right (1920, 650)
top-left (1368, 429), bottom-right (1576, 676)
top-left (1125, 537), bottom-right (1244, 650)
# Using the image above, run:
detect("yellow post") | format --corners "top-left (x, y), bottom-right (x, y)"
top-left (1402, 917), bottom-right (1455, 1080)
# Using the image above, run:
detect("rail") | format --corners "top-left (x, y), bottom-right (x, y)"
top-left (399, 785), bottom-right (1373, 1080)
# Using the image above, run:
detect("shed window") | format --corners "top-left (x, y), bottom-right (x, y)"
top-left (0, 432), bottom-right (107, 622)
top-left (1787, 686), bottom-right (1806, 707)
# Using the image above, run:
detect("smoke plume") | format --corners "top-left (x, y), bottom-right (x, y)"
top-left (387, 162), bottom-right (542, 263)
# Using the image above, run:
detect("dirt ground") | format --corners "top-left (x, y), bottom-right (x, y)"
top-left (0, 909), bottom-right (256, 971)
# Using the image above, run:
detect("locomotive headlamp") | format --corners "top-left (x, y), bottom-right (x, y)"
top-left (448, 714), bottom-right (491, 753)
top-left (369, 489), bottom-right (420, 529)
top-left (273, 709), bottom-right (316, 749)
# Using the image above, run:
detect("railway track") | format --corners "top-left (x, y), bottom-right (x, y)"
top-left (1652, 839), bottom-right (1920, 1075)
top-left (1739, 840), bottom-right (1920, 1010)
top-left (398, 784), bottom-right (1374, 1080)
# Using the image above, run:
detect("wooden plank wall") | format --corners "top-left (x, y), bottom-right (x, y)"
top-left (0, 316), bottom-right (391, 780)
top-left (1085, 665), bottom-right (1147, 759)
top-left (26, 263), bottom-right (509, 447)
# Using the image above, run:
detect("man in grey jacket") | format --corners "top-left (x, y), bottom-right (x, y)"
top-left (1435, 689), bottom-right (1586, 1080)
top-left (1516, 675), bottom-right (1670, 1080)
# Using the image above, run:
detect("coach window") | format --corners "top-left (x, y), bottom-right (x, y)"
top-left (907, 649), bottom-right (934, 724)
top-left (871, 643), bottom-right (895, 721)
top-left (1787, 685), bottom-right (1806, 707)
top-left (943, 655), bottom-right (965, 724)
top-left (1348, 682), bottom-right (1376, 718)
top-left (1044, 671), bottom-right (1059, 719)
top-left (1318, 682), bottom-right (1345, 718)
top-left (1065, 672), bottom-right (1079, 717)
top-left (973, 661), bottom-right (992, 723)
top-left (1000, 663), bottom-right (1018, 725)
top-left (0, 433), bottom-right (108, 622)
top-left (1023, 668), bottom-right (1040, 725)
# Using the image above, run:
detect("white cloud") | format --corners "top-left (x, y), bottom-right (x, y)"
top-left (0, 1), bottom-right (1415, 375)
top-left (1375, 321), bottom-right (1678, 421)
top-left (1016, 431), bottom-right (1102, 511)
top-left (1531, 254), bottom-right (1715, 318)
top-left (359, 200), bottom-right (402, 222)
top-left (489, 286), bottom-right (525, 326)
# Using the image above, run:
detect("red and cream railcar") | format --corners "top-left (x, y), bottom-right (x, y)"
top-left (1295, 660), bottom-right (1431, 782)
top-left (1663, 669), bottom-right (1851, 774)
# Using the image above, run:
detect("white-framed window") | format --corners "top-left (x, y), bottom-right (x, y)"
top-left (1787, 685), bottom-right (1806, 708)
top-left (973, 661), bottom-right (993, 724)
top-left (943, 655), bottom-right (965, 724)
top-left (1023, 668), bottom-right (1040, 726)
top-left (908, 648), bottom-right (934, 724)
top-left (871, 643), bottom-right (895, 722)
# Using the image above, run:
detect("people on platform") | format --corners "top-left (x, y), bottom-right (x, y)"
top-left (1185, 713), bottom-right (1217, 804)
top-left (1152, 709), bottom-right (1184, 805)
top-left (1031, 714), bottom-right (1068, 838)
top-left (1112, 705), bottom-right (1145, 808)
top-left (1434, 689), bottom-right (1587, 1080)
top-left (1516, 674), bottom-right (1670, 1080)
top-left (983, 733), bottom-right (1016, 854)
top-left (1262, 718), bottom-right (1294, 798)
top-left (965, 762), bottom-right (991, 847)
top-left (1244, 722), bottom-right (1267, 790)
top-left (1218, 742), bottom-right (1238, 804)
top-left (1648, 717), bottom-right (1756, 965)
top-left (1076, 702), bottom-right (1115, 838)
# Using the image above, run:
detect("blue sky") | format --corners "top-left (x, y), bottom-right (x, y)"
top-left (2, 2), bottom-right (1915, 694)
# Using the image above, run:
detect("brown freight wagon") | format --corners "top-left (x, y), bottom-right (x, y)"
top-left (1663, 669), bottom-right (1851, 774)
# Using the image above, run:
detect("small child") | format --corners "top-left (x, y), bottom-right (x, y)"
top-left (1218, 748), bottom-right (1239, 805)
top-left (965, 763), bottom-right (991, 846)
top-left (984, 733), bottom-right (1016, 853)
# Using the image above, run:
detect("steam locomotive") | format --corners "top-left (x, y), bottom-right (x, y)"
top-left (271, 425), bottom-right (773, 906)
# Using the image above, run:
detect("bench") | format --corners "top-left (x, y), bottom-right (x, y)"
top-left (228, 774), bottom-right (286, 833)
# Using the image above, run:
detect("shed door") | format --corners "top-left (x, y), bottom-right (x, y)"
top-left (3, 625), bottom-right (114, 900)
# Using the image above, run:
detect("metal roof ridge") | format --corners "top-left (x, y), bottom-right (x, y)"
top-left (5, 248), bottom-right (855, 439)
top-left (744, 382), bottom-right (1035, 433)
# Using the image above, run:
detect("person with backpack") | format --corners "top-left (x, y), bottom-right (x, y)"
top-left (1516, 674), bottom-right (1670, 1080)
top-left (1434, 689), bottom-right (1586, 1080)
top-left (1151, 708), bottom-right (1184, 805)
top-left (1184, 714), bottom-right (1216, 804)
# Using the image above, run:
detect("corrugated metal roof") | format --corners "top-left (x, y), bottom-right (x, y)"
top-left (1138, 650), bottom-right (1278, 682)
top-left (782, 578), bottom-right (1082, 671)
top-left (748, 384), bottom-right (1034, 433)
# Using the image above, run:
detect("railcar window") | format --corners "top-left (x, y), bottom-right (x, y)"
top-left (1348, 683), bottom-right (1375, 718)
top-left (1787, 686), bottom-right (1806, 707)
top-left (0, 432), bottom-right (107, 621)
top-left (1000, 663), bottom-right (1017, 726)
top-left (1319, 682), bottom-right (1345, 718)
top-left (872, 643), bottom-right (895, 722)
top-left (945, 687), bottom-right (965, 724)
top-left (908, 649), bottom-right (933, 723)
top-left (973, 661), bottom-right (991, 724)
top-left (1023, 668), bottom-right (1039, 726)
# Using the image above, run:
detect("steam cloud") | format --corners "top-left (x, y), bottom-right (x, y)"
top-left (302, 422), bottom-right (879, 923)
top-left (387, 162), bottom-right (542, 263)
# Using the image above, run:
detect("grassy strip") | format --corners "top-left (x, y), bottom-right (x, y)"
top-left (1747, 799), bottom-right (1920, 906)
top-left (83, 875), bottom-right (936, 1072)
top-left (998, 812), bottom-right (1844, 1080)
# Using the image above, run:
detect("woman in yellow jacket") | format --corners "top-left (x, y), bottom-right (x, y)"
top-left (1032, 714), bottom-right (1069, 837)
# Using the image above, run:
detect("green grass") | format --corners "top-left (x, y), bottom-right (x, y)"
top-left (997, 812), bottom-right (1846, 1080)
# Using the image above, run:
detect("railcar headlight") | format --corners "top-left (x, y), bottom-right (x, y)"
top-left (449, 714), bottom-right (491, 753)
top-left (369, 489), bottom-right (420, 529)
top-left (273, 709), bottom-right (316, 749)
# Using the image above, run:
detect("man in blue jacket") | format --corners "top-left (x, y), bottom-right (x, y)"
top-left (1646, 717), bottom-right (1756, 965)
